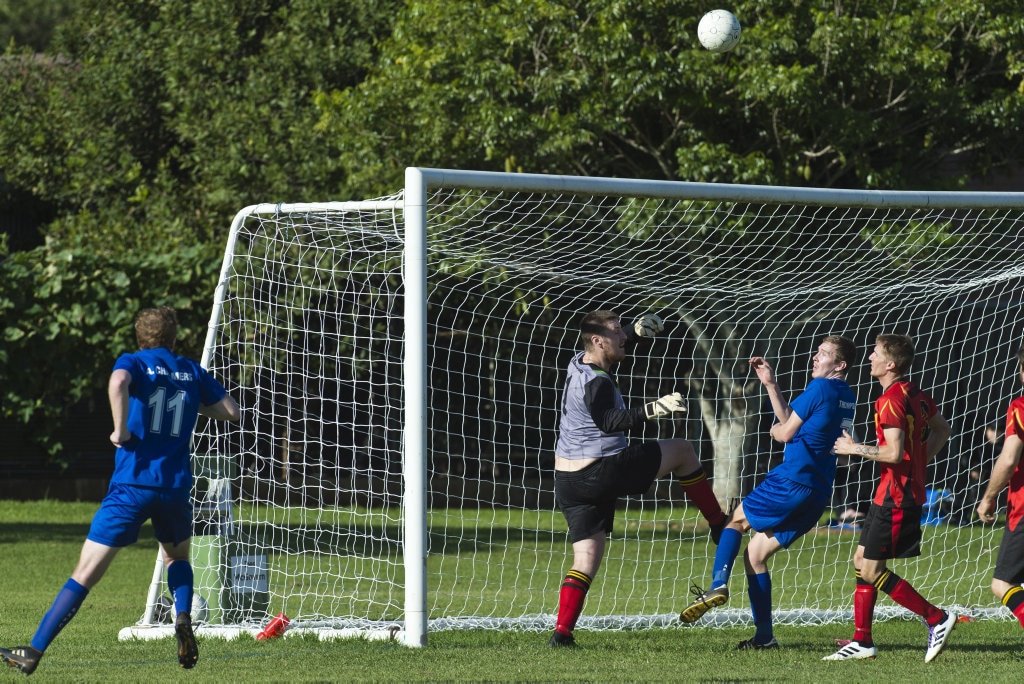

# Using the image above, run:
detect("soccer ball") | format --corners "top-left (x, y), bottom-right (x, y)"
top-left (152, 593), bottom-right (210, 624)
top-left (697, 9), bottom-right (742, 53)
top-left (634, 314), bottom-right (664, 338)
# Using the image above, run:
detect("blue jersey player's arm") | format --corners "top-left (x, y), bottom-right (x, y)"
top-left (200, 394), bottom-right (241, 422)
top-left (108, 368), bottom-right (133, 447)
top-left (749, 356), bottom-right (804, 443)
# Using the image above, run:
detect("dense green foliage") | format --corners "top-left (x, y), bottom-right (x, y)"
top-left (0, 0), bottom-right (75, 51)
top-left (319, 0), bottom-right (1024, 190)
top-left (0, 238), bottom-right (219, 454)
top-left (0, 0), bottom-right (1022, 462)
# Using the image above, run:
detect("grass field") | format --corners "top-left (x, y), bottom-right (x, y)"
top-left (1, 500), bottom-right (1023, 682)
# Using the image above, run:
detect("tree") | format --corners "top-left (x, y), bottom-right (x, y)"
top-left (315, 0), bottom-right (1023, 195)
top-left (0, 0), bottom-right (399, 460)
top-left (0, 0), bottom-right (75, 52)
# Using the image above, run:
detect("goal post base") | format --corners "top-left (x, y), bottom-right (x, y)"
top-left (117, 624), bottom-right (405, 644)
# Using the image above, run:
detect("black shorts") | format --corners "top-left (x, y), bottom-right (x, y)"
top-left (994, 523), bottom-right (1024, 584)
top-left (555, 442), bottom-right (662, 543)
top-left (859, 503), bottom-right (923, 560)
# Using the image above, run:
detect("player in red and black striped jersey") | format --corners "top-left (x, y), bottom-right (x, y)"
top-left (976, 347), bottom-right (1024, 630)
top-left (826, 334), bottom-right (956, 663)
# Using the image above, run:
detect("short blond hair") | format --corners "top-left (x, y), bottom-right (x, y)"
top-left (876, 333), bottom-right (914, 375)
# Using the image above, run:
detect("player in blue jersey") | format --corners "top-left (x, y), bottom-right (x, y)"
top-left (549, 310), bottom-right (728, 647)
top-left (0, 307), bottom-right (240, 675)
top-left (679, 336), bottom-right (857, 651)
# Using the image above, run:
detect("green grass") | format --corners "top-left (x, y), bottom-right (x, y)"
top-left (1, 500), bottom-right (1023, 681)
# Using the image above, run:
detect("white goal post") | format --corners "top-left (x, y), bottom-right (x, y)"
top-left (121, 169), bottom-right (1024, 647)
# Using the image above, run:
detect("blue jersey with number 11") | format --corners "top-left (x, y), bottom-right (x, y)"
top-left (111, 346), bottom-right (227, 489)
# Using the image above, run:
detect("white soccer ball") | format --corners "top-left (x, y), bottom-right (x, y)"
top-left (634, 314), bottom-right (664, 338)
top-left (152, 594), bottom-right (174, 623)
top-left (191, 593), bottom-right (210, 623)
top-left (697, 9), bottom-right (742, 53)
top-left (152, 593), bottom-right (210, 624)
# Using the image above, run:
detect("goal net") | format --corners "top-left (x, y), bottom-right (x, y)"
top-left (121, 169), bottom-right (1024, 645)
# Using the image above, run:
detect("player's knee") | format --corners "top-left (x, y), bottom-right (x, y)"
top-left (858, 566), bottom-right (881, 584)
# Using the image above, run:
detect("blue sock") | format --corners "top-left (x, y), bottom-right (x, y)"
top-left (166, 560), bottom-right (194, 616)
top-left (747, 572), bottom-right (773, 643)
top-left (711, 528), bottom-right (742, 588)
top-left (31, 578), bottom-right (88, 652)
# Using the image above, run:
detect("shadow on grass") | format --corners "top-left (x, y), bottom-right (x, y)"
top-left (0, 522), bottom-right (91, 545)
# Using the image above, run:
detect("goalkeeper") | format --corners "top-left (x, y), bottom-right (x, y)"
top-left (549, 309), bottom-right (727, 648)
top-left (0, 307), bottom-right (240, 676)
top-left (679, 336), bottom-right (857, 652)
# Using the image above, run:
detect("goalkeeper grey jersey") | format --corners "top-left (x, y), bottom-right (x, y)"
top-left (555, 351), bottom-right (640, 459)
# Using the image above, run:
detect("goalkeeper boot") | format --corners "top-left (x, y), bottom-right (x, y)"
top-left (679, 584), bottom-right (729, 623)
top-left (735, 637), bottom-right (779, 651)
top-left (0, 646), bottom-right (42, 675)
top-left (548, 630), bottom-right (576, 648)
top-left (175, 611), bottom-right (199, 669)
top-left (924, 611), bottom-right (957, 663)
top-left (822, 640), bottom-right (877, 660)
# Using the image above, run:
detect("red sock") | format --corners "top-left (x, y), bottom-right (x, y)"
top-left (1001, 586), bottom-right (1024, 629)
top-left (853, 582), bottom-right (877, 643)
top-left (677, 468), bottom-right (725, 525)
top-left (884, 576), bottom-right (944, 625)
top-left (555, 570), bottom-right (592, 635)
top-left (1011, 603), bottom-right (1024, 630)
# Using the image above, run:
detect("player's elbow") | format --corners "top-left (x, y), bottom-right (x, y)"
top-left (223, 398), bottom-right (241, 422)
top-left (203, 397), bottom-right (241, 422)
top-left (877, 450), bottom-right (903, 464)
top-left (773, 428), bottom-right (796, 443)
top-left (108, 369), bottom-right (131, 393)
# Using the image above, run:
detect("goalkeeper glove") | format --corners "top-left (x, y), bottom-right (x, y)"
top-left (644, 392), bottom-right (686, 419)
top-left (633, 314), bottom-right (664, 338)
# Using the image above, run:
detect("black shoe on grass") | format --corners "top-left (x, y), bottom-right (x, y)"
top-left (175, 611), bottom-right (199, 669)
top-left (548, 630), bottom-right (576, 648)
top-left (736, 637), bottom-right (779, 651)
top-left (0, 646), bottom-right (42, 675)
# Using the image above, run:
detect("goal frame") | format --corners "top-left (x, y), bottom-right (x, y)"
top-left (120, 168), bottom-right (1024, 647)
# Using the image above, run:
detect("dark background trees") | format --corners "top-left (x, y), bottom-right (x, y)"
top-left (0, 0), bottom-right (1021, 468)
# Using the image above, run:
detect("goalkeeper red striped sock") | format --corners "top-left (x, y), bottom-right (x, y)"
top-left (555, 570), bottom-right (592, 635)
top-left (1001, 586), bottom-right (1024, 628)
top-left (677, 468), bottom-right (726, 526)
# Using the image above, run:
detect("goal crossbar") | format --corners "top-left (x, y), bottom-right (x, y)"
top-left (122, 169), bottom-right (1024, 647)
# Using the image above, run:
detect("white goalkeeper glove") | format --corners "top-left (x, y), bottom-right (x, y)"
top-left (644, 392), bottom-right (686, 419)
top-left (633, 314), bottom-right (664, 338)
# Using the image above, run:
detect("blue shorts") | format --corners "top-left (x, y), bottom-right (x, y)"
top-left (742, 476), bottom-right (828, 549)
top-left (87, 482), bottom-right (193, 547)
